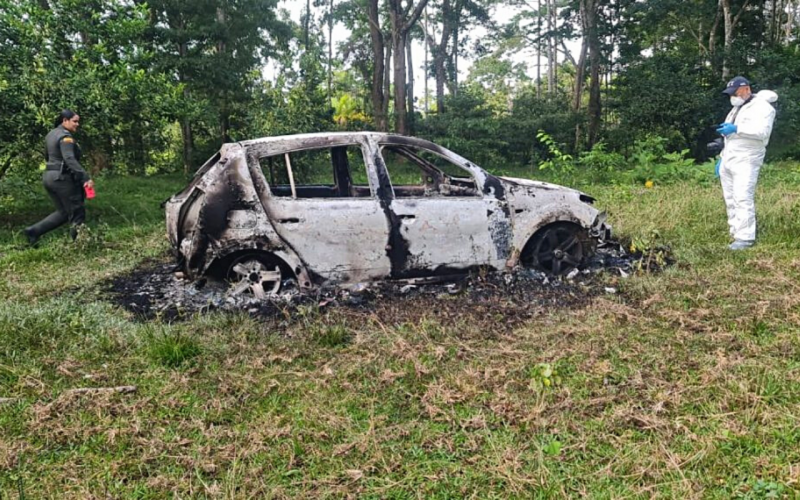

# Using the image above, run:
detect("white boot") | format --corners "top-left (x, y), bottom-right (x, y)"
top-left (728, 240), bottom-right (754, 250)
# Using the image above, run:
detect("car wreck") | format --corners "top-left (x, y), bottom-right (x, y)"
top-left (164, 132), bottom-right (611, 298)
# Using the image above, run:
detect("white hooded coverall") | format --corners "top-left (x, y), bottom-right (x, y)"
top-left (719, 90), bottom-right (778, 242)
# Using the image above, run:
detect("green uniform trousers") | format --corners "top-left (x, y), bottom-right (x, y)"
top-left (28, 170), bottom-right (86, 240)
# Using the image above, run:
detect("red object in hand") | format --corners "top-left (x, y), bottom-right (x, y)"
top-left (84, 185), bottom-right (95, 199)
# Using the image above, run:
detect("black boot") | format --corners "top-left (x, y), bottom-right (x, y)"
top-left (23, 227), bottom-right (39, 246)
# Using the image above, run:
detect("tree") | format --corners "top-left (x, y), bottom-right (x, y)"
top-left (367, 0), bottom-right (392, 130)
top-left (584, 0), bottom-right (603, 146)
top-left (337, 0), bottom-right (377, 121)
top-left (388, 0), bottom-right (429, 135)
top-left (720, 0), bottom-right (752, 80)
top-left (465, 49), bottom-right (530, 113)
top-left (0, 0), bottom-right (180, 179)
top-left (139, 0), bottom-right (289, 171)
top-left (424, 0), bottom-right (490, 114)
top-left (427, 0), bottom-right (458, 113)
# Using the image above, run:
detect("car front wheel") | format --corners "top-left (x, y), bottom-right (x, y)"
top-left (522, 222), bottom-right (590, 275)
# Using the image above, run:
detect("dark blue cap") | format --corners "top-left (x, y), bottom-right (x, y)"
top-left (722, 76), bottom-right (750, 95)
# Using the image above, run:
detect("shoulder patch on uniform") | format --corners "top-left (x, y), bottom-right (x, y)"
top-left (62, 137), bottom-right (74, 144)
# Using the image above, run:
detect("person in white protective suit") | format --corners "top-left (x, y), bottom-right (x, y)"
top-left (716, 76), bottom-right (778, 250)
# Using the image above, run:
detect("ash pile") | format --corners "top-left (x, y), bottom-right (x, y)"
top-left (106, 239), bottom-right (670, 322)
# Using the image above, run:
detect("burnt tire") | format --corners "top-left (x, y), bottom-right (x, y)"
top-left (225, 253), bottom-right (283, 299)
top-left (522, 222), bottom-right (592, 275)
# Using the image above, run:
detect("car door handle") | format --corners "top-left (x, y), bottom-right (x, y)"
top-left (277, 217), bottom-right (300, 224)
top-left (398, 214), bottom-right (416, 220)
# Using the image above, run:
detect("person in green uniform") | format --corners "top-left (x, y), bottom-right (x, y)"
top-left (24, 110), bottom-right (94, 244)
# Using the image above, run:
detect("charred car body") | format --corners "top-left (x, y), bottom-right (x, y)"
top-left (165, 133), bottom-right (610, 297)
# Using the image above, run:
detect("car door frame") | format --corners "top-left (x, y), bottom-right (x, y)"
top-left (247, 137), bottom-right (393, 284)
top-left (366, 135), bottom-right (513, 276)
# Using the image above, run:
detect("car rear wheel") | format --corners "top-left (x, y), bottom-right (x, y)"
top-left (226, 255), bottom-right (283, 299)
top-left (522, 222), bottom-right (589, 275)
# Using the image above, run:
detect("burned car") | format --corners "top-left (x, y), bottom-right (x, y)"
top-left (165, 132), bottom-right (610, 297)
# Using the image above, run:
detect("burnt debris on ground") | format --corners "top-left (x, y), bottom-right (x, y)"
top-left (105, 239), bottom-right (672, 326)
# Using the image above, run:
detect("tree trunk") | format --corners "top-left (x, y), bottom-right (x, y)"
top-left (424, 5), bottom-right (429, 113)
top-left (181, 95), bottom-right (193, 173)
top-left (770, 0), bottom-right (778, 43)
top-left (328, 0), bottom-right (333, 103)
top-left (547, 0), bottom-right (556, 95)
top-left (131, 122), bottom-right (147, 175)
top-left (709, 1), bottom-right (721, 56)
top-left (572, 42), bottom-right (588, 111)
top-left (537, 0), bottom-right (542, 98)
top-left (427, 0), bottom-right (457, 113)
top-left (305, 0), bottom-right (311, 50)
top-left (406, 32), bottom-right (415, 133)
top-left (721, 0), bottom-right (751, 80)
top-left (392, 27), bottom-right (408, 134)
top-left (368, 0), bottom-right (388, 131)
top-left (785, 0), bottom-right (796, 43)
top-left (217, 7), bottom-right (229, 143)
top-left (435, 50), bottom-right (446, 113)
top-left (179, 35), bottom-right (193, 173)
top-left (722, 0), bottom-right (731, 79)
top-left (551, 0), bottom-right (558, 92)
top-left (384, 35), bottom-right (392, 122)
top-left (388, 0), bottom-right (429, 134)
top-left (560, 39), bottom-right (578, 67)
top-left (452, 22), bottom-right (458, 95)
top-left (573, 0), bottom-right (590, 151)
top-left (0, 155), bottom-right (13, 182)
top-left (775, 0), bottom-right (793, 45)
top-left (586, 0), bottom-right (602, 147)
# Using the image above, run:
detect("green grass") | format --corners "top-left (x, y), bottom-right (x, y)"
top-left (1, 166), bottom-right (800, 498)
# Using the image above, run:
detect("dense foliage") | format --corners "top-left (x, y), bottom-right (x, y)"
top-left (1, 0), bottom-right (799, 192)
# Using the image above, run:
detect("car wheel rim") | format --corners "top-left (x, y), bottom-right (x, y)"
top-left (533, 227), bottom-right (585, 275)
top-left (228, 259), bottom-right (281, 299)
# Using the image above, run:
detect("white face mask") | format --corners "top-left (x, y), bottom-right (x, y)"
top-left (730, 96), bottom-right (746, 107)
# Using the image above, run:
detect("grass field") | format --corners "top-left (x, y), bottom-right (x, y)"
top-left (1, 166), bottom-right (800, 498)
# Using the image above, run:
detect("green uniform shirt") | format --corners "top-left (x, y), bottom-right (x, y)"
top-left (45, 125), bottom-right (90, 183)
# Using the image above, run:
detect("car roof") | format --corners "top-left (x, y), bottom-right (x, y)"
top-left (239, 131), bottom-right (392, 148)
top-left (236, 133), bottom-right (479, 170)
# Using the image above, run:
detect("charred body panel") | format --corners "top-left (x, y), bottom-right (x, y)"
top-left (165, 145), bottom-right (304, 283)
top-left (367, 142), bottom-right (412, 278)
top-left (368, 135), bottom-right (511, 277)
top-left (164, 132), bottom-right (611, 291)
top-left (266, 198), bottom-right (391, 282)
top-left (504, 180), bottom-right (600, 252)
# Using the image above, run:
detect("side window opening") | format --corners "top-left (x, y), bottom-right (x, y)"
top-left (258, 145), bottom-right (371, 199)
top-left (380, 145), bottom-right (479, 198)
top-left (173, 151), bottom-right (221, 198)
top-left (195, 152), bottom-right (222, 179)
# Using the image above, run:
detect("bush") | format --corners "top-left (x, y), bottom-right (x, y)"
top-left (576, 142), bottom-right (626, 183)
top-left (417, 84), bottom-right (582, 172)
top-left (416, 86), bottom-right (508, 170)
top-left (536, 130), bottom-right (574, 175)
top-left (609, 52), bottom-right (719, 157)
top-left (536, 133), bottom-right (715, 186)
top-left (626, 136), bottom-right (713, 185)
top-left (0, 173), bottom-right (42, 216)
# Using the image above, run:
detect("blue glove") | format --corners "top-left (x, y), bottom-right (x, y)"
top-left (715, 158), bottom-right (721, 177)
top-left (716, 123), bottom-right (738, 136)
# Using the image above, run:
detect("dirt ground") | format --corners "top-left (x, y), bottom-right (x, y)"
top-left (106, 239), bottom-right (671, 331)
